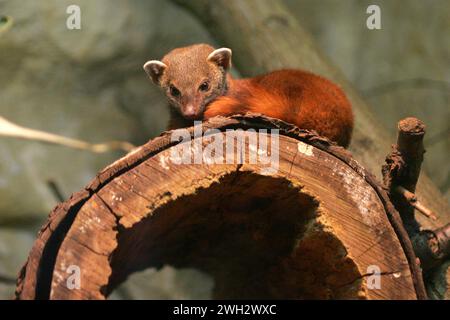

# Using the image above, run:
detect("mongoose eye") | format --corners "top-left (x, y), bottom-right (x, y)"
top-left (169, 85), bottom-right (181, 97)
top-left (198, 81), bottom-right (210, 92)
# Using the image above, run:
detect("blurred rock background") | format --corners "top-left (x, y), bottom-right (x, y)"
top-left (0, 0), bottom-right (448, 299)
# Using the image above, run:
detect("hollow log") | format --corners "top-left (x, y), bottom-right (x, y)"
top-left (15, 115), bottom-right (426, 300)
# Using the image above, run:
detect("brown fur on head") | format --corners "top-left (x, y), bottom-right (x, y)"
top-left (143, 44), bottom-right (232, 120)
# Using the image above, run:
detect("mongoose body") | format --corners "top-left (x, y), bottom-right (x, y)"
top-left (144, 44), bottom-right (353, 147)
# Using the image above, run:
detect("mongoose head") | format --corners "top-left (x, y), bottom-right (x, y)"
top-left (143, 44), bottom-right (232, 120)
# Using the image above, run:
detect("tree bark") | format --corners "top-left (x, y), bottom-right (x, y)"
top-left (382, 117), bottom-right (427, 235)
top-left (16, 114), bottom-right (425, 300)
top-left (172, 0), bottom-right (449, 232)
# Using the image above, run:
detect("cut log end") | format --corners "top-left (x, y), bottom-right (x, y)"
top-left (398, 118), bottom-right (426, 136)
top-left (16, 114), bottom-right (425, 300)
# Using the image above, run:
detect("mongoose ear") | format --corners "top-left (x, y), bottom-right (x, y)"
top-left (143, 60), bottom-right (167, 84)
top-left (207, 48), bottom-right (232, 70)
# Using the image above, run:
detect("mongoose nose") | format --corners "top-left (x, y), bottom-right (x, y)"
top-left (184, 104), bottom-right (197, 119)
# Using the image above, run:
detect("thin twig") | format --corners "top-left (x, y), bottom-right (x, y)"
top-left (395, 186), bottom-right (438, 221)
top-left (0, 116), bottom-right (135, 153)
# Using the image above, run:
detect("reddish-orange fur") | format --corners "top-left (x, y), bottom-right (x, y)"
top-left (204, 70), bottom-right (354, 147)
top-left (144, 44), bottom-right (353, 147)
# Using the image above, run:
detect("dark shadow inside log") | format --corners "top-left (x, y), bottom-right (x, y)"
top-left (107, 172), bottom-right (361, 299)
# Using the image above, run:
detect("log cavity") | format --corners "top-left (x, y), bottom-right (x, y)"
top-left (106, 172), bottom-right (364, 299)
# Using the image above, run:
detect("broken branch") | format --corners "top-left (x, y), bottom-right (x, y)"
top-left (382, 117), bottom-right (427, 235)
top-left (0, 116), bottom-right (135, 153)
